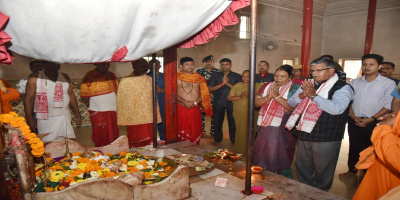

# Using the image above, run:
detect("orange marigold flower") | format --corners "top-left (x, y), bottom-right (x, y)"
top-left (139, 160), bottom-right (147, 165)
top-left (144, 172), bottom-right (151, 179)
top-left (108, 171), bottom-right (116, 177)
top-left (35, 170), bottom-right (42, 177)
top-left (72, 152), bottom-right (82, 156)
top-left (120, 151), bottom-right (127, 157)
top-left (25, 133), bottom-right (37, 141)
top-left (121, 158), bottom-right (127, 164)
top-left (106, 153), bottom-right (112, 156)
top-left (159, 161), bottom-right (168, 166)
top-left (44, 187), bottom-right (54, 192)
top-left (29, 137), bottom-right (41, 144)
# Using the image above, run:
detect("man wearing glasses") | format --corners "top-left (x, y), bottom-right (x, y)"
top-left (286, 57), bottom-right (354, 191)
top-left (379, 62), bottom-right (399, 85)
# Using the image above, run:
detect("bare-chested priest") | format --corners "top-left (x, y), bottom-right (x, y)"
top-left (177, 57), bottom-right (213, 144)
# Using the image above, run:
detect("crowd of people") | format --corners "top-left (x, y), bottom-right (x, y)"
top-left (2, 52), bottom-right (399, 199)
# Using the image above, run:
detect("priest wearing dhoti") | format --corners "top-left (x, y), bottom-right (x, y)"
top-left (177, 57), bottom-right (213, 145)
top-left (25, 61), bottom-right (81, 142)
top-left (117, 59), bottom-right (161, 148)
top-left (81, 63), bottom-right (119, 147)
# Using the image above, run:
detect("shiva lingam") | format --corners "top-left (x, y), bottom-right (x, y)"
top-left (217, 149), bottom-right (242, 176)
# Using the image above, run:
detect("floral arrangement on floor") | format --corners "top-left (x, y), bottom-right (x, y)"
top-left (0, 112), bottom-right (44, 157)
top-left (34, 151), bottom-right (175, 192)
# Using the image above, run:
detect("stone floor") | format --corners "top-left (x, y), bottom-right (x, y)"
top-left (74, 116), bottom-right (361, 200)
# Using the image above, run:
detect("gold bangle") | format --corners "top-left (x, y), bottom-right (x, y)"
top-left (275, 96), bottom-right (281, 100)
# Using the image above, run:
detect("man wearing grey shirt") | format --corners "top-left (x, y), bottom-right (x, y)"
top-left (339, 54), bottom-right (396, 179)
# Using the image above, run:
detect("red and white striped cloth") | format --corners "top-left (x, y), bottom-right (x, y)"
top-left (257, 81), bottom-right (292, 127)
top-left (36, 70), bottom-right (64, 120)
top-left (286, 73), bottom-right (338, 133)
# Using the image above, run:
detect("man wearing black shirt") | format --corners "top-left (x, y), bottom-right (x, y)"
top-left (255, 61), bottom-right (274, 83)
top-left (208, 58), bottom-right (242, 143)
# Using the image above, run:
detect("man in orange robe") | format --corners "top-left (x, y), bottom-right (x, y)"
top-left (353, 112), bottom-right (400, 200)
top-left (81, 63), bottom-right (119, 147)
top-left (0, 79), bottom-right (20, 114)
top-left (117, 59), bottom-right (161, 147)
top-left (177, 57), bottom-right (213, 145)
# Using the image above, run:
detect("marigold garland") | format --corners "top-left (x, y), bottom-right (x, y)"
top-left (0, 112), bottom-right (44, 157)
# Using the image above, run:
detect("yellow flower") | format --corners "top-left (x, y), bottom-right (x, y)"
top-left (127, 160), bottom-right (139, 167)
top-left (50, 171), bottom-right (65, 182)
top-left (77, 163), bottom-right (88, 171)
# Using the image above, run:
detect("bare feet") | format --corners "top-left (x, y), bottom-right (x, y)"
top-left (339, 171), bottom-right (356, 179)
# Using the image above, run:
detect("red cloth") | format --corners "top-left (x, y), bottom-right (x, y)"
top-left (177, 104), bottom-right (202, 145)
top-left (89, 111), bottom-right (119, 147)
top-left (0, 11), bottom-right (14, 65)
top-left (179, 0), bottom-right (250, 48)
top-left (126, 123), bottom-right (153, 148)
top-left (260, 72), bottom-right (268, 80)
top-left (292, 78), bottom-right (303, 86)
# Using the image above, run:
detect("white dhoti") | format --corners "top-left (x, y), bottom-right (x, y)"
top-left (35, 71), bottom-right (75, 142)
top-left (38, 113), bottom-right (75, 142)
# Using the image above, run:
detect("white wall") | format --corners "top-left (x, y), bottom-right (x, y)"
top-left (178, 4), bottom-right (323, 74)
top-left (322, 7), bottom-right (400, 73)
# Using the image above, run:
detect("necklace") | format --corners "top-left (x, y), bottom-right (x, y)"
top-left (181, 80), bottom-right (193, 94)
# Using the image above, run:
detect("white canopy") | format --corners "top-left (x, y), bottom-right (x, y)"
top-left (0, 0), bottom-right (245, 63)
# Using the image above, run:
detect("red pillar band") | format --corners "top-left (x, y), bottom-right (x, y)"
top-left (364, 0), bottom-right (377, 55)
top-left (301, 0), bottom-right (313, 77)
top-left (163, 46), bottom-right (178, 144)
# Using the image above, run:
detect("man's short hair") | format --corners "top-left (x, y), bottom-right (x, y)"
top-left (131, 58), bottom-right (148, 68)
top-left (382, 61), bottom-right (395, 69)
top-left (362, 54), bottom-right (384, 65)
top-left (219, 58), bottom-right (232, 64)
top-left (259, 61), bottom-right (269, 67)
top-left (320, 55), bottom-right (334, 60)
top-left (149, 59), bottom-right (160, 66)
top-left (180, 57), bottom-right (194, 65)
top-left (202, 55), bottom-right (213, 63)
top-left (310, 57), bottom-right (336, 69)
top-left (29, 60), bottom-right (42, 69)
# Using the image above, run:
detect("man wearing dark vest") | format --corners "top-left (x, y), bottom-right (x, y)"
top-left (286, 57), bottom-right (354, 191)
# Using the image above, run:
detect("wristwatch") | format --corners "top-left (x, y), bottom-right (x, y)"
top-left (371, 116), bottom-right (378, 121)
top-left (311, 93), bottom-right (318, 100)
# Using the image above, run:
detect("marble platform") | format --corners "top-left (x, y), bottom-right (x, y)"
top-left (141, 141), bottom-right (347, 200)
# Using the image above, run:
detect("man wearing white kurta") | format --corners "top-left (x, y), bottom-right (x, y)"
top-left (24, 61), bottom-right (81, 142)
